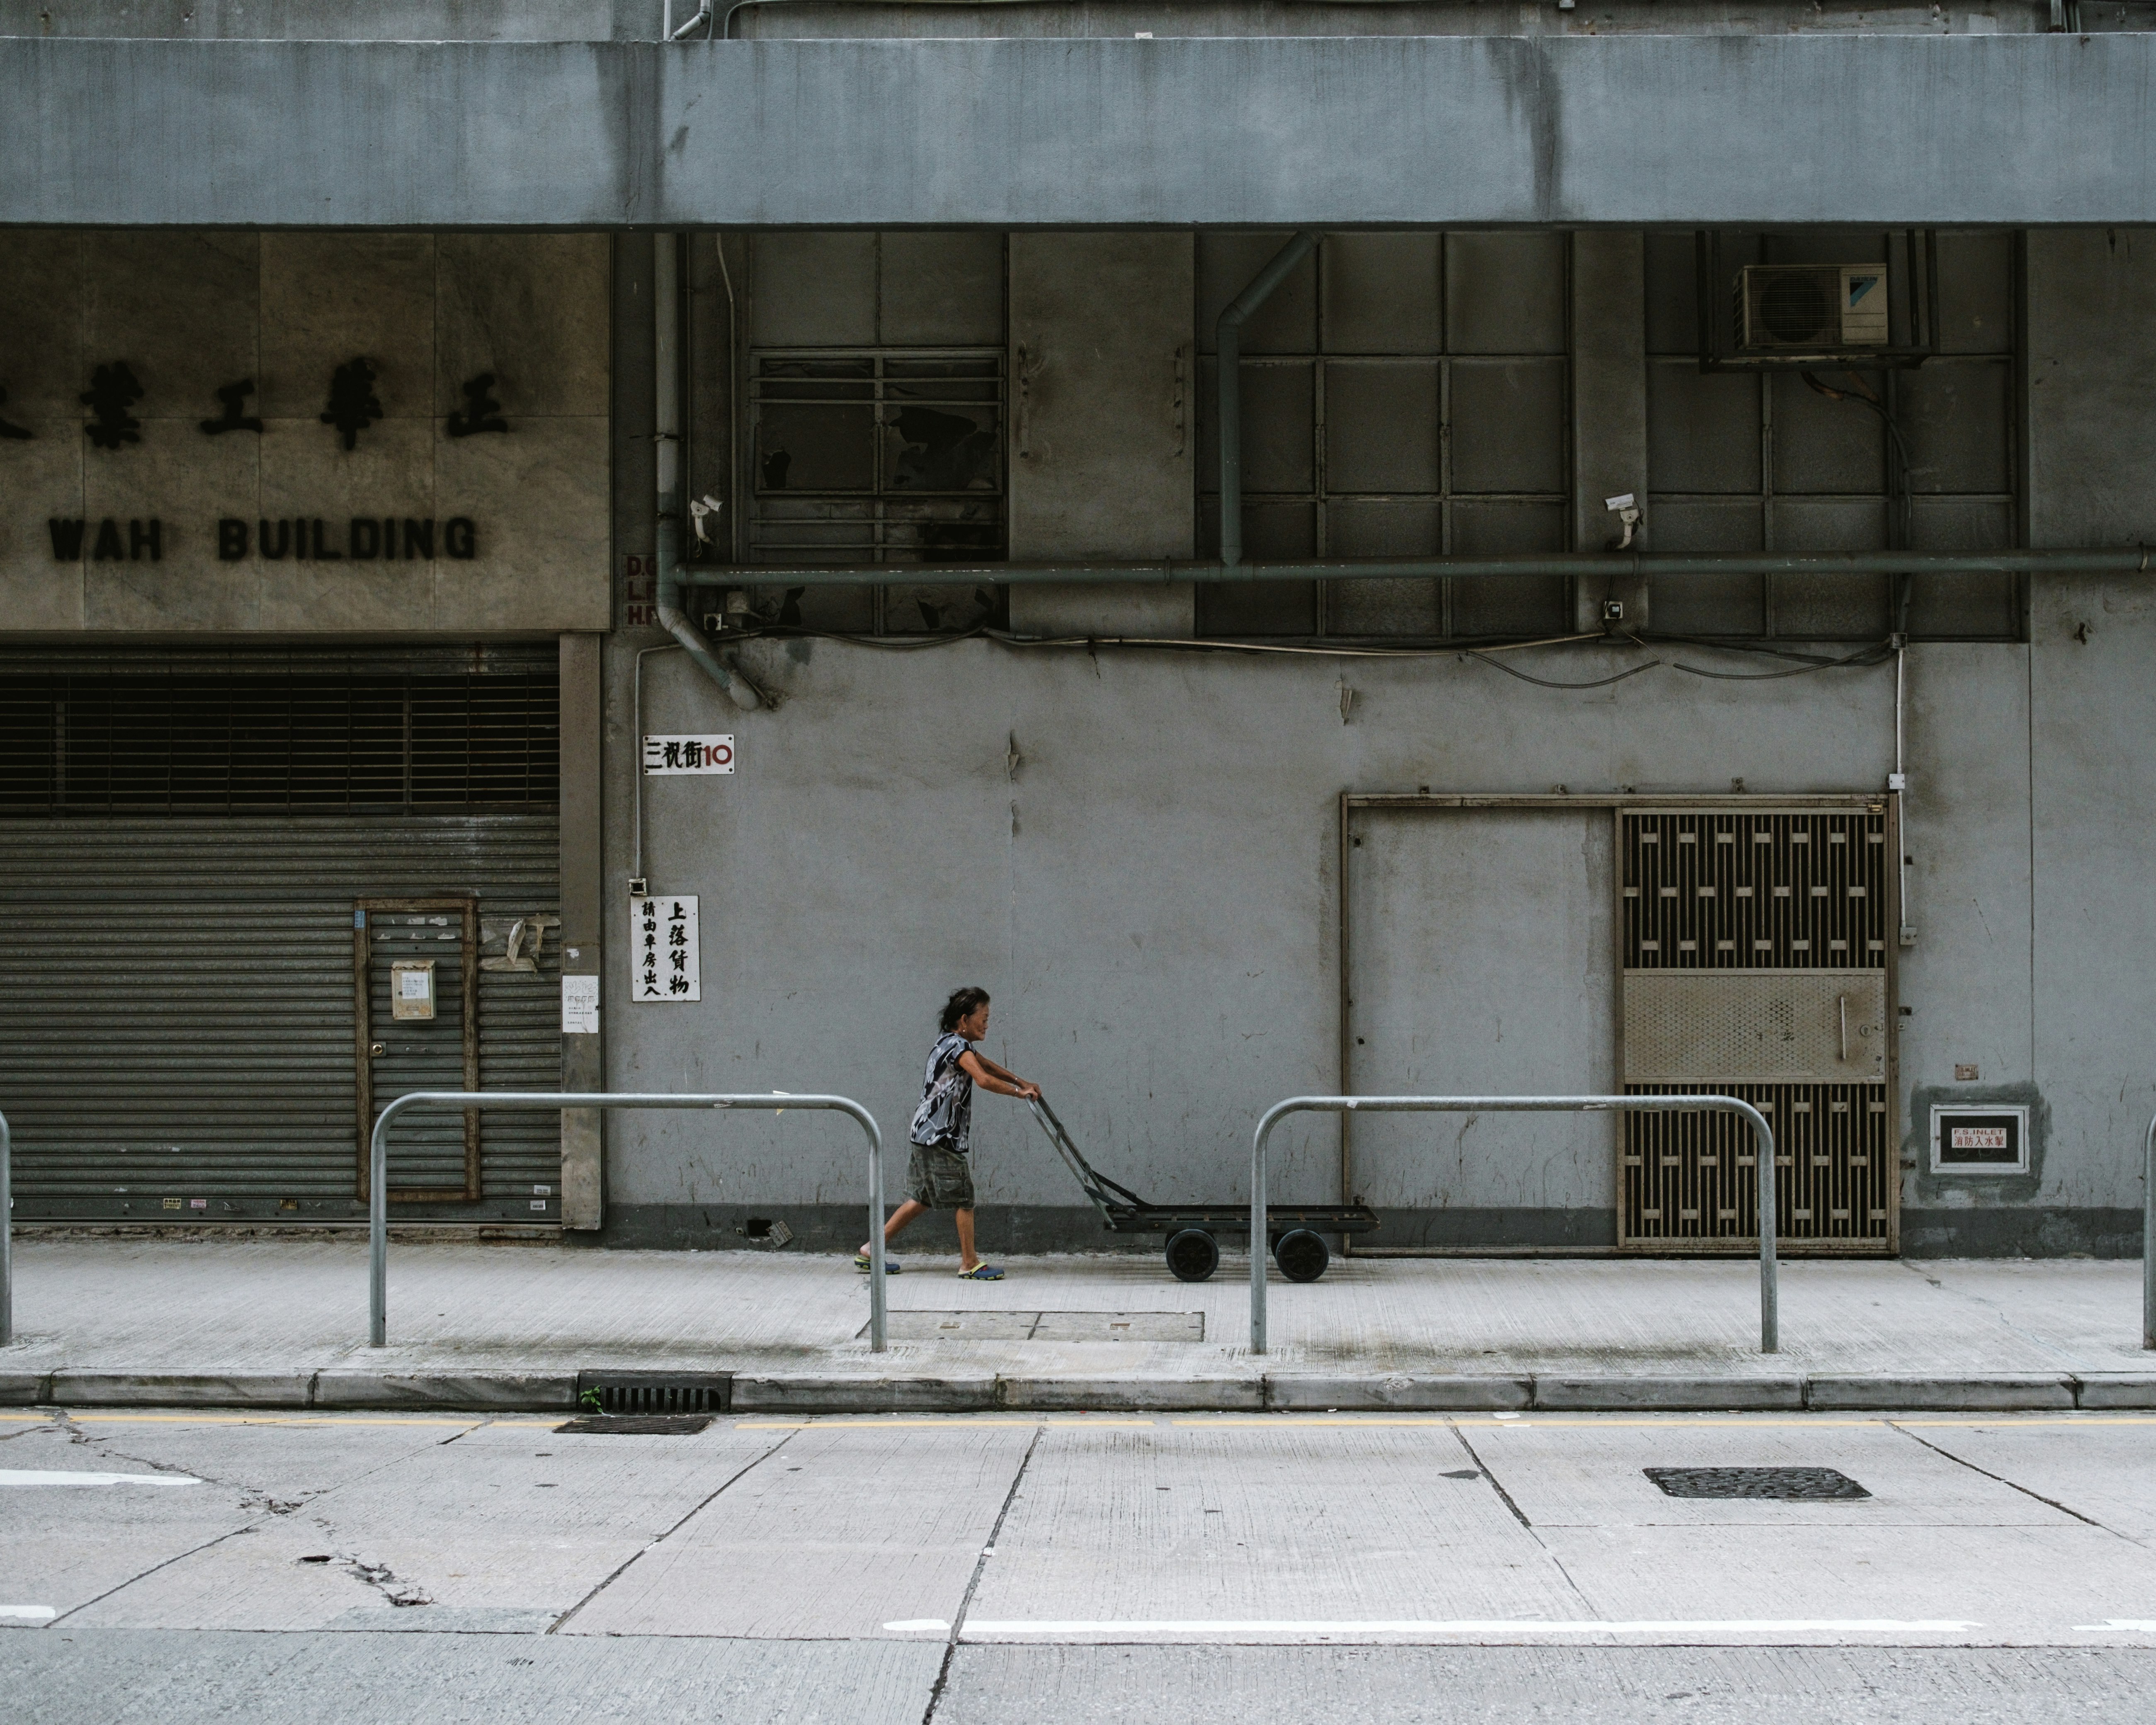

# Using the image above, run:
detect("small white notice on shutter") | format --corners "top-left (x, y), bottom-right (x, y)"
top-left (390, 960), bottom-right (436, 1020)
top-left (561, 974), bottom-right (599, 1035)
top-left (631, 895), bottom-right (700, 1003)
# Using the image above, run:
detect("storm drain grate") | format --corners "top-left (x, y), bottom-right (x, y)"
top-left (555, 1414), bottom-right (716, 1436)
top-left (574, 1371), bottom-right (732, 1416)
top-left (1645, 1466), bottom-right (1870, 1500)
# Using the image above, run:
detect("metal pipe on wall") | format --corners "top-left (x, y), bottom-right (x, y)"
top-left (654, 233), bottom-right (762, 713)
top-left (1217, 231), bottom-right (1322, 568)
top-left (721, 548), bottom-right (2156, 588)
top-left (631, 643), bottom-right (682, 892)
top-left (0, 1108), bottom-right (10, 1347)
top-left (2144, 1110), bottom-right (2155, 1349)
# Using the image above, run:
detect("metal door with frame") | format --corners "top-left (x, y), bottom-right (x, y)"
top-left (355, 897), bottom-right (480, 1203)
top-left (1338, 792), bottom-right (1899, 1256)
top-left (1618, 802), bottom-right (1898, 1254)
top-left (1338, 802), bottom-right (1619, 1248)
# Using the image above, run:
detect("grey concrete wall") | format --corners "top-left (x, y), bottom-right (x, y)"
top-left (0, 0), bottom-right (2090, 41)
top-left (601, 617), bottom-right (2156, 1259)
top-left (559, 630), bottom-right (607, 1230)
top-left (589, 222), bottom-right (2156, 1259)
top-left (0, 229), bottom-right (611, 637)
top-left (13, 37), bottom-right (2156, 229)
top-left (600, 633), bottom-right (1904, 1250)
top-left (1007, 232), bottom-right (1196, 637)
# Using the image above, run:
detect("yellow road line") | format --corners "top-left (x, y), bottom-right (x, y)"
top-left (735, 1418), bottom-right (1158, 1430)
top-left (0, 1412), bottom-right (500, 1429)
top-left (1177, 1415), bottom-right (2156, 1430)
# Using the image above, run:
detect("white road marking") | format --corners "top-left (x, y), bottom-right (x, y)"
top-left (0, 1607), bottom-right (56, 1621)
top-left (887, 1618), bottom-right (1985, 1638)
top-left (0, 1470), bottom-right (202, 1487)
top-left (2076, 1621), bottom-right (2156, 1632)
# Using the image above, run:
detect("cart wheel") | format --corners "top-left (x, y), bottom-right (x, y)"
top-left (1165, 1229), bottom-right (1220, 1283)
top-left (1274, 1228), bottom-right (1329, 1283)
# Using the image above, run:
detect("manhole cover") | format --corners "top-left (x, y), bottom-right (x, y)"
top-left (1645, 1466), bottom-right (1870, 1501)
top-left (554, 1414), bottom-right (715, 1435)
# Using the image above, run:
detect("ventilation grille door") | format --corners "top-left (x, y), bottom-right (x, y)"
top-left (0, 816), bottom-right (561, 1224)
top-left (1619, 806), bottom-right (1894, 1254)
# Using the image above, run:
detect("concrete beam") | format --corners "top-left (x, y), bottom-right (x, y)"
top-left (7, 35), bottom-right (2156, 229)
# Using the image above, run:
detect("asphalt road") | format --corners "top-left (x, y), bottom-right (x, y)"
top-left (9, 1407), bottom-right (2156, 1721)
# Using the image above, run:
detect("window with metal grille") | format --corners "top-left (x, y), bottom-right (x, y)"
top-left (1195, 231), bottom-right (1573, 639)
top-left (1646, 230), bottom-right (2022, 641)
top-left (736, 232), bottom-right (1008, 635)
top-left (0, 652), bottom-right (558, 816)
top-left (748, 352), bottom-right (1005, 568)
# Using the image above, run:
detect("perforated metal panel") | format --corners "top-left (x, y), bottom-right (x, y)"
top-left (1624, 971), bottom-right (1885, 1083)
top-left (1619, 804), bottom-right (1895, 1254)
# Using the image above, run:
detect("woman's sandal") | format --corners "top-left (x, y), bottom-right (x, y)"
top-left (854, 1252), bottom-right (901, 1274)
top-left (955, 1263), bottom-right (1005, 1280)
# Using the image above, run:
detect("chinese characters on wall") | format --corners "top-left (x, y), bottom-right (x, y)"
top-left (0, 359), bottom-right (512, 451)
top-left (8, 358), bottom-right (510, 564)
top-left (641, 735), bottom-right (736, 776)
top-left (632, 895), bottom-right (702, 1003)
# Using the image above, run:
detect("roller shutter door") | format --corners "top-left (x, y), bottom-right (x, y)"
top-left (0, 648), bottom-right (562, 1225)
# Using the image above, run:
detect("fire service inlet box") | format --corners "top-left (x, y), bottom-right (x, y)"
top-left (1931, 1104), bottom-right (2028, 1175)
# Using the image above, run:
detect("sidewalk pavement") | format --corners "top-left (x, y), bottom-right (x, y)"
top-left (3, 1233), bottom-right (2154, 1413)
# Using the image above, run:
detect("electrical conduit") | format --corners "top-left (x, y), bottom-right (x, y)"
top-left (655, 233), bottom-right (762, 714)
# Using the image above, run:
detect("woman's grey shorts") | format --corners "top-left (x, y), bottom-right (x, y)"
top-left (906, 1140), bottom-right (976, 1209)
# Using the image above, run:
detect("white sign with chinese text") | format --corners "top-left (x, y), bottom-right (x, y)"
top-left (643, 735), bottom-right (734, 775)
top-left (631, 895), bottom-right (701, 1003)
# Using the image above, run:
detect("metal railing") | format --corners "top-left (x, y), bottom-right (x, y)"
top-left (2144, 1111), bottom-right (2156, 1350)
top-left (1249, 1094), bottom-right (1780, 1355)
top-left (369, 1091), bottom-right (887, 1350)
top-left (0, 1108), bottom-right (10, 1347)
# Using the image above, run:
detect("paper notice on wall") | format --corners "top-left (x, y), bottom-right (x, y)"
top-left (631, 895), bottom-right (700, 1003)
top-left (561, 974), bottom-right (600, 1035)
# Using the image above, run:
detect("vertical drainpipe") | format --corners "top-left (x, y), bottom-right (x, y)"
top-left (654, 233), bottom-right (763, 713)
top-left (1216, 231), bottom-right (1322, 568)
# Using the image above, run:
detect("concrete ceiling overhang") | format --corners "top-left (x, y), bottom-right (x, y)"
top-left (5, 33), bottom-right (2151, 228)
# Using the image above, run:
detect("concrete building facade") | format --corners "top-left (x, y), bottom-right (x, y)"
top-left (4, 1), bottom-right (2155, 1263)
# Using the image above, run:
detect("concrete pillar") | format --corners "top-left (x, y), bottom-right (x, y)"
top-left (1570, 231), bottom-right (1650, 632)
top-left (559, 629), bottom-right (605, 1230)
top-left (1007, 231), bottom-right (1196, 636)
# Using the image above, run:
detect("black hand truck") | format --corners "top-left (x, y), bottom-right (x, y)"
top-left (1025, 1096), bottom-right (1378, 1283)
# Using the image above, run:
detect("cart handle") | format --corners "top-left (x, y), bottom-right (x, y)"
top-left (1026, 1096), bottom-right (1148, 1218)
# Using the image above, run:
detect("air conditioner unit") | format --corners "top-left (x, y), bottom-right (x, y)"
top-left (1733, 265), bottom-right (1890, 352)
